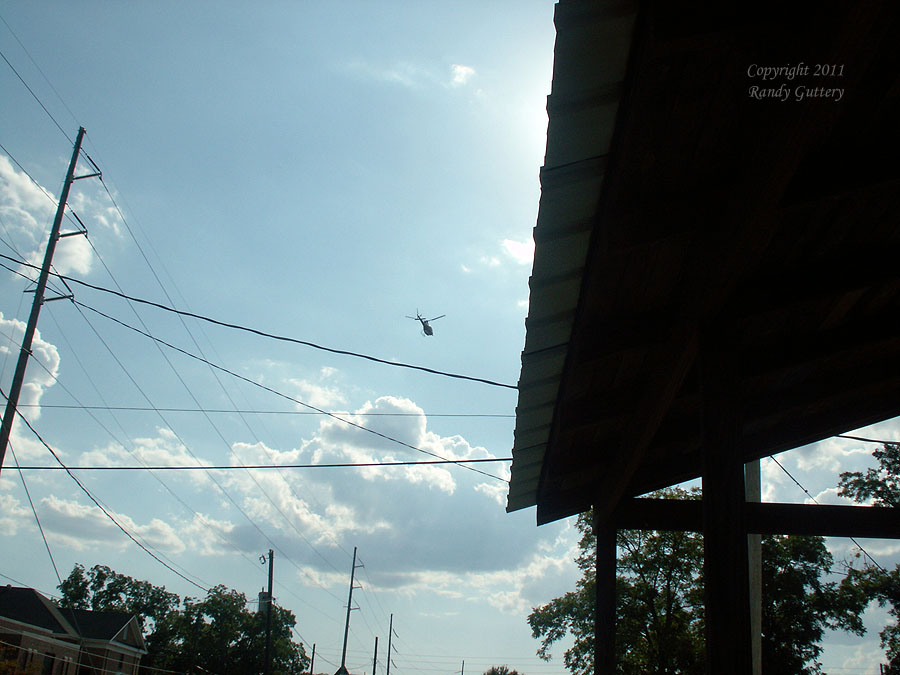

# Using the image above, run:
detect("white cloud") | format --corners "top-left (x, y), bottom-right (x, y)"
top-left (0, 153), bottom-right (123, 277)
top-left (39, 494), bottom-right (185, 553)
top-left (289, 377), bottom-right (347, 409)
top-left (450, 64), bottom-right (476, 87)
top-left (0, 314), bottom-right (60, 425)
top-left (0, 494), bottom-right (32, 535)
top-left (502, 237), bottom-right (534, 265)
top-left (79, 427), bottom-right (214, 488)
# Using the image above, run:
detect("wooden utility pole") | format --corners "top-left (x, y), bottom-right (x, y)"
top-left (372, 636), bottom-right (378, 675)
top-left (264, 549), bottom-right (274, 675)
top-left (309, 643), bottom-right (316, 675)
top-left (339, 546), bottom-right (361, 673)
top-left (386, 614), bottom-right (393, 675)
top-left (0, 127), bottom-right (94, 475)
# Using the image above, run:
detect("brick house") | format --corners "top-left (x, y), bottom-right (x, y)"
top-left (0, 586), bottom-right (146, 675)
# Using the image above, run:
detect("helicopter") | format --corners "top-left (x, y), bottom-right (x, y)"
top-left (406, 311), bottom-right (445, 336)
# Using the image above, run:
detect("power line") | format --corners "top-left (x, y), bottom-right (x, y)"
top-left (0, 256), bottom-right (518, 390)
top-left (5, 395), bottom-right (209, 591)
top-left (12, 459), bottom-right (511, 471)
top-left (767, 454), bottom-right (886, 572)
top-left (0, 46), bottom-right (71, 141)
top-left (0, 13), bottom-right (80, 130)
top-left (73, 298), bottom-right (509, 483)
top-left (19, 403), bottom-right (514, 418)
top-left (8, 441), bottom-right (63, 585)
top-left (836, 434), bottom-right (899, 445)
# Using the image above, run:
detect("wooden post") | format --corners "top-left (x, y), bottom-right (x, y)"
top-left (702, 343), bottom-right (751, 674)
top-left (594, 514), bottom-right (616, 674)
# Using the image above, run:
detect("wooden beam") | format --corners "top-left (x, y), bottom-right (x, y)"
top-left (613, 498), bottom-right (900, 539)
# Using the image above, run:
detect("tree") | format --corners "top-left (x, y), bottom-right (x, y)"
top-left (529, 488), bottom-right (704, 675)
top-left (58, 564), bottom-right (308, 675)
top-left (839, 442), bottom-right (900, 672)
top-left (483, 667), bottom-right (522, 675)
top-left (761, 535), bottom-right (867, 674)
top-left (528, 488), bottom-right (868, 675)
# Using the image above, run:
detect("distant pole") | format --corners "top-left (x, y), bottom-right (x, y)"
top-left (372, 636), bottom-right (378, 675)
top-left (386, 614), bottom-right (393, 675)
top-left (0, 126), bottom-right (87, 475)
top-left (340, 547), bottom-right (359, 670)
top-left (310, 643), bottom-right (316, 675)
top-left (461, 660), bottom-right (465, 675)
top-left (264, 549), bottom-right (274, 675)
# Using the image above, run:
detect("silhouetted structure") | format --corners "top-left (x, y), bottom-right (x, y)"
top-left (507, 1), bottom-right (900, 673)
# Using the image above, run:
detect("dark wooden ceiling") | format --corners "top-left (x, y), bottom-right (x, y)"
top-left (518, 1), bottom-right (900, 525)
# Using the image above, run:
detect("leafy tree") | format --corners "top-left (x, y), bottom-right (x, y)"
top-left (529, 488), bottom-right (704, 675)
top-left (58, 565), bottom-right (308, 675)
top-left (483, 666), bottom-right (522, 675)
top-left (528, 488), bottom-right (868, 675)
top-left (839, 442), bottom-right (900, 672)
top-left (761, 535), bottom-right (866, 674)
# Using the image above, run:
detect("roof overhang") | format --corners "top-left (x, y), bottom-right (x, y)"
top-left (508, 0), bottom-right (900, 525)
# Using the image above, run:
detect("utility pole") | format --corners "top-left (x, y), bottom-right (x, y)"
top-left (263, 549), bottom-right (274, 675)
top-left (338, 546), bottom-right (362, 675)
top-left (461, 660), bottom-right (465, 675)
top-left (372, 636), bottom-right (378, 675)
top-left (385, 614), bottom-right (393, 675)
top-left (309, 643), bottom-right (316, 675)
top-left (0, 127), bottom-right (96, 475)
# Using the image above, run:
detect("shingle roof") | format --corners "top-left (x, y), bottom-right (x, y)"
top-left (0, 586), bottom-right (74, 635)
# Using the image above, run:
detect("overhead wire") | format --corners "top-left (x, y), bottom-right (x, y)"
top-left (0, 46), bottom-right (71, 142)
top-left (59, 213), bottom-right (350, 606)
top-left (15, 259), bottom-right (518, 390)
top-left (767, 453), bottom-right (886, 573)
top-left (0, 319), bottom-right (318, 599)
top-left (13, 458), bottom-right (512, 471)
top-left (4, 395), bottom-right (209, 591)
top-left (8, 441), bottom-right (63, 585)
top-left (0, 142), bottom-right (346, 626)
top-left (72, 298), bottom-right (509, 483)
top-left (66, 298), bottom-right (347, 607)
top-left (0, 13), bottom-right (80, 130)
top-left (1, 24), bottom-right (344, 645)
top-left (20, 403), bottom-right (514, 418)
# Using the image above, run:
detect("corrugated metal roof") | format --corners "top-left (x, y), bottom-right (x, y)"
top-left (508, 0), bottom-right (638, 514)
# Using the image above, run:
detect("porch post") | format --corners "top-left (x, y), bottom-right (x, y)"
top-left (702, 342), bottom-right (752, 674)
top-left (594, 513), bottom-right (616, 674)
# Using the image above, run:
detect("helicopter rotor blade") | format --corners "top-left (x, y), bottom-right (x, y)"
top-left (427, 315), bottom-right (446, 322)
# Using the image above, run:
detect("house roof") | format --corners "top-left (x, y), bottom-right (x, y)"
top-left (58, 608), bottom-right (138, 644)
top-left (0, 586), bottom-right (146, 653)
top-left (508, 0), bottom-right (900, 525)
top-left (0, 586), bottom-right (75, 636)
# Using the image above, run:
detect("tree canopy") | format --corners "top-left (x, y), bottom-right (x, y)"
top-left (58, 564), bottom-right (308, 675)
top-left (528, 487), bottom-right (869, 675)
top-left (839, 442), bottom-right (900, 673)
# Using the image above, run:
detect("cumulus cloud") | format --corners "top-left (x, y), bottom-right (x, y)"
top-left (0, 314), bottom-right (60, 425)
top-left (79, 427), bottom-right (214, 488)
top-left (39, 494), bottom-right (185, 553)
top-left (0, 494), bottom-right (32, 535)
top-left (0, 153), bottom-right (123, 277)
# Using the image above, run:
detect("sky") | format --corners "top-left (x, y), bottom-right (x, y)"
top-left (0, 3), bottom-right (897, 675)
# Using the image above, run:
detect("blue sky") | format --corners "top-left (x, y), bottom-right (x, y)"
top-left (0, 3), bottom-right (897, 674)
